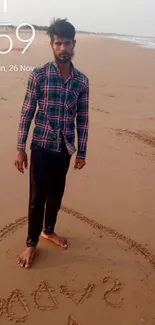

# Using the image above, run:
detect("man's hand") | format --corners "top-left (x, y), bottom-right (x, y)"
top-left (14, 151), bottom-right (28, 173)
top-left (74, 157), bottom-right (86, 170)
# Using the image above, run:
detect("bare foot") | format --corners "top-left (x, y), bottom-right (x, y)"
top-left (17, 247), bottom-right (36, 269)
top-left (41, 231), bottom-right (68, 248)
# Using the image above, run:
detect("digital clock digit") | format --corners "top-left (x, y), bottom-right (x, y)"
top-left (0, 0), bottom-right (36, 54)
top-left (2, 0), bottom-right (7, 12)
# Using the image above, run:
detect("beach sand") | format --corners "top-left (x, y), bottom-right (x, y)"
top-left (0, 30), bottom-right (155, 324)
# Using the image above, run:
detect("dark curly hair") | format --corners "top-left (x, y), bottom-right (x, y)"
top-left (47, 18), bottom-right (76, 40)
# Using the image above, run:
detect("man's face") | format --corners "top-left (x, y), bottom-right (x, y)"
top-left (51, 35), bottom-right (76, 64)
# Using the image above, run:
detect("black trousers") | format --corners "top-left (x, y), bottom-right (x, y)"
top-left (26, 144), bottom-right (71, 247)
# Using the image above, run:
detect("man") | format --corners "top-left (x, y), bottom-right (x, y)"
top-left (14, 18), bottom-right (89, 269)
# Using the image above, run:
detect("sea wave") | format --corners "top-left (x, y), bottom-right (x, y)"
top-left (105, 35), bottom-right (155, 49)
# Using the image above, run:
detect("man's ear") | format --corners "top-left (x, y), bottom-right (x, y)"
top-left (50, 40), bottom-right (54, 49)
top-left (73, 39), bottom-right (76, 48)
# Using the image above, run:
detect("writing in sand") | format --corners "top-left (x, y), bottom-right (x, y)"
top-left (0, 277), bottom-right (123, 323)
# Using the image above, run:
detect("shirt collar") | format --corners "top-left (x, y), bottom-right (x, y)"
top-left (52, 60), bottom-right (77, 77)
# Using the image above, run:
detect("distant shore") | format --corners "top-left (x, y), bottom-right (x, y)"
top-left (1, 24), bottom-right (155, 50)
top-left (0, 23), bottom-right (153, 38)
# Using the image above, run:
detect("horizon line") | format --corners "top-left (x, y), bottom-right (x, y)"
top-left (0, 23), bottom-right (154, 39)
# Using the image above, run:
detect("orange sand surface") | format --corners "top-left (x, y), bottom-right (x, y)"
top-left (0, 30), bottom-right (155, 324)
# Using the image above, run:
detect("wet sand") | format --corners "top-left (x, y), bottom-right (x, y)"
top-left (0, 30), bottom-right (155, 324)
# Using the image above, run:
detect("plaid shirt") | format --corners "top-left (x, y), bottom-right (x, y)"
top-left (17, 61), bottom-right (89, 159)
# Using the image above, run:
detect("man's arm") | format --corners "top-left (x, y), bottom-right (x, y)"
top-left (17, 70), bottom-right (38, 151)
top-left (76, 78), bottom-right (89, 161)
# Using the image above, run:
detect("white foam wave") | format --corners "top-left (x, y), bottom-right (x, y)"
top-left (106, 35), bottom-right (155, 50)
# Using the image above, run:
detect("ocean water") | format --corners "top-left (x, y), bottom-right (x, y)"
top-left (105, 35), bottom-right (155, 50)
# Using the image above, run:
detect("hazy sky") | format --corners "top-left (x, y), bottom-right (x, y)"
top-left (0, 0), bottom-right (155, 36)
